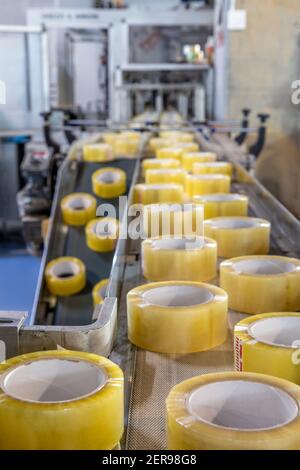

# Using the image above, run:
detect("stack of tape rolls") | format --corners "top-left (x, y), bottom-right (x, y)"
top-left (92, 279), bottom-right (109, 306)
top-left (60, 193), bottom-right (96, 226)
top-left (192, 161), bottom-right (233, 176)
top-left (159, 131), bottom-right (194, 142)
top-left (220, 255), bottom-right (300, 313)
top-left (142, 203), bottom-right (203, 238)
top-left (204, 217), bottom-right (270, 258)
top-left (134, 184), bottom-right (184, 205)
top-left (182, 152), bottom-right (217, 171)
top-left (85, 217), bottom-right (119, 253)
top-left (45, 257), bottom-right (86, 296)
top-left (166, 371), bottom-right (300, 450)
top-left (234, 312), bottom-right (300, 384)
top-left (83, 143), bottom-right (114, 162)
top-left (156, 147), bottom-right (184, 161)
top-left (92, 167), bottom-right (126, 199)
top-left (145, 169), bottom-right (186, 186)
top-left (193, 193), bottom-right (248, 219)
top-left (186, 174), bottom-right (231, 197)
top-left (0, 350), bottom-right (124, 450)
top-left (142, 237), bottom-right (217, 282)
top-left (142, 158), bottom-right (180, 175)
top-left (127, 281), bottom-right (228, 353)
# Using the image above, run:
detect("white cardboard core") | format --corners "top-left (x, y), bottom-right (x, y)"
top-left (69, 196), bottom-right (90, 210)
top-left (152, 237), bottom-right (205, 251)
top-left (143, 285), bottom-right (214, 307)
top-left (198, 194), bottom-right (243, 202)
top-left (187, 380), bottom-right (298, 431)
top-left (233, 258), bottom-right (296, 275)
top-left (210, 217), bottom-right (261, 229)
top-left (98, 171), bottom-right (120, 184)
top-left (2, 358), bottom-right (107, 403)
top-left (52, 261), bottom-right (80, 278)
top-left (249, 316), bottom-right (300, 348)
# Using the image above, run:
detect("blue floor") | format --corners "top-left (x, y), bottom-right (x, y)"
top-left (0, 242), bottom-right (41, 324)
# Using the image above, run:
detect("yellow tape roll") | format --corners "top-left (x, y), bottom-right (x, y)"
top-left (182, 152), bottom-right (217, 171)
top-left (119, 131), bottom-right (140, 141)
top-left (145, 169), bottom-right (186, 186)
top-left (204, 217), bottom-right (270, 258)
top-left (92, 279), bottom-right (109, 306)
top-left (174, 142), bottom-right (199, 153)
top-left (142, 203), bottom-right (203, 238)
top-left (193, 193), bottom-right (248, 219)
top-left (134, 184), bottom-right (184, 204)
top-left (234, 312), bottom-right (300, 385)
top-left (220, 255), bottom-right (300, 314)
top-left (85, 217), bottom-right (119, 253)
top-left (92, 167), bottom-right (126, 199)
top-left (83, 143), bottom-right (114, 162)
top-left (114, 137), bottom-right (139, 157)
top-left (0, 350), bottom-right (123, 450)
top-left (127, 281), bottom-right (228, 353)
top-left (159, 131), bottom-right (194, 142)
top-left (102, 132), bottom-right (117, 146)
top-left (149, 138), bottom-right (173, 152)
top-left (186, 174), bottom-right (231, 197)
top-left (61, 193), bottom-right (96, 226)
top-left (142, 237), bottom-right (217, 282)
top-left (193, 161), bottom-right (233, 176)
top-left (156, 147), bottom-right (184, 161)
top-left (45, 257), bottom-right (86, 296)
top-left (167, 371), bottom-right (300, 450)
top-left (142, 158), bottom-right (180, 175)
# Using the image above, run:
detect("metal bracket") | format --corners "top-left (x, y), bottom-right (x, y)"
top-left (0, 312), bottom-right (28, 360)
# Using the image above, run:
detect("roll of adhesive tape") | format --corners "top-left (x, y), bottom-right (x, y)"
top-left (119, 131), bottom-right (140, 141)
top-left (85, 217), bottom-right (119, 253)
top-left (145, 169), bottom-right (186, 186)
top-left (234, 312), bottom-right (300, 385)
top-left (182, 152), bottom-right (217, 171)
top-left (149, 138), bottom-right (173, 152)
top-left (0, 350), bottom-right (124, 450)
top-left (142, 158), bottom-right (180, 175)
top-left (114, 137), bottom-right (139, 157)
top-left (102, 132), bottom-right (117, 146)
top-left (204, 217), bottom-right (270, 258)
top-left (142, 237), bottom-right (217, 282)
top-left (92, 279), bottom-right (109, 306)
top-left (61, 193), bottom-right (96, 226)
top-left (220, 255), bottom-right (300, 314)
top-left (83, 143), bottom-right (114, 162)
top-left (156, 147), bottom-right (184, 161)
top-left (186, 174), bottom-right (231, 197)
top-left (142, 203), bottom-right (203, 238)
top-left (193, 161), bottom-right (233, 176)
top-left (45, 257), bottom-right (86, 296)
top-left (127, 281), bottom-right (228, 353)
top-left (134, 184), bottom-right (184, 205)
top-left (173, 142), bottom-right (199, 153)
top-left (193, 193), bottom-right (248, 219)
top-left (166, 371), bottom-right (300, 450)
top-left (92, 167), bottom-right (126, 199)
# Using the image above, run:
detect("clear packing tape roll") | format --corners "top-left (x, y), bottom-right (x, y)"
top-left (92, 279), bottom-right (109, 306)
top-left (149, 138), bottom-right (174, 152)
top-left (142, 203), bottom-right (203, 238)
top-left (0, 350), bottom-right (124, 450)
top-left (127, 281), bottom-right (228, 353)
top-left (92, 167), bottom-right (126, 199)
top-left (186, 174), bottom-right (231, 197)
top-left (61, 193), bottom-right (96, 226)
top-left (220, 255), bottom-right (300, 314)
top-left (142, 237), bottom-right (217, 282)
top-left (142, 158), bottom-right (180, 175)
top-left (159, 131), bottom-right (194, 142)
top-left (45, 257), bottom-right (86, 296)
top-left (234, 312), bottom-right (300, 385)
top-left (193, 193), bottom-right (248, 219)
top-left (182, 152), bottom-right (217, 171)
top-left (166, 371), bottom-right (300, 450)
top-left (204, 217), bottom-right (270, 258)
top-left (114, 137), bottom-right (139, 157)
top-left (156, 147), bottom-right (185, 161)
top-left (145, 169), bottom-right (186, 186)
top-left (85, 217), bottom-right (119, 253)
top-left (83, 143), bottom-right (114, 162)
top-left (192, 161), bottom-right (233, 176)
top-left (134, 184), bottom-right (184, 204)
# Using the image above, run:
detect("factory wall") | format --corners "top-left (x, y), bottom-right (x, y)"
top-left (228, 0), bottom-right (300, 217)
